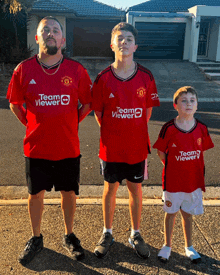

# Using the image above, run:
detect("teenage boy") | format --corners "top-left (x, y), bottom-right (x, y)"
top-left (153, 86), bottom-right (214, 263)
top-left (92, 22), bottom-right (160, 259)
top-left (7, 16), bottom-right (92, 264)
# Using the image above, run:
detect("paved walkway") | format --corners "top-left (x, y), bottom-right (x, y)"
top-left (1, 202), bottom-right (220, 274)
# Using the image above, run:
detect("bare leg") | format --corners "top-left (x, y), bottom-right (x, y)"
top-left (180, 209), bottom-right (192, 247)
top-left (164, 212), bottom-right (178, 247)
top-left (60, 190), bottom-right (76, 235)
top-left (102, 181), bottom-right (119, 229)
top-left (126, 181), bottom-right (142, 230)
top-left (28, 190), bottom-right (45, 237)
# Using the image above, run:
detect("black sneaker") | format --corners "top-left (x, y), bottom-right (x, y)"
top-left (18, 234), bottom-right (43, 265)
top-left (94, 232), bottom-right (114, 258)
top-left (63, 233), bottom-right (85, 260)
top-left (129, 232), bottom-right (150, 259)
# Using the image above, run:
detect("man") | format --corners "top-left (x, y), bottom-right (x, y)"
top-left (92, 23), bottom-right (160, 259)
top-left (7, 16), bottom-right (92, 265)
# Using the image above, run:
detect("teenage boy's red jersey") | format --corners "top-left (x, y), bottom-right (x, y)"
top-left (92, 64), bottom-right (160, 164)
top-left (7, 55), bottom-right (92, 160)
top-left (153, 119), bottom-right (214, 193)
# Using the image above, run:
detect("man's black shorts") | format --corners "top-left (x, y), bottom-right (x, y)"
top-left (100, 159), bottom-right (146, 184)
top-left (25, 156), bottom-right (81, 195)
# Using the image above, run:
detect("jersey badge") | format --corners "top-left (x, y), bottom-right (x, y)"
top-left (165, 200), bottom-right (172, 207)
top-left (109, 93), bottom-right (115, 98)
top-left (29, 79), bottom-right (36, 84)
top-left (172, 143), bottom-right (177, 147)
top-left (61, 76), bottom-right (73, 87)
top-left (197, 138), bottom-right (202, 146)
top-left (137, 87), bottom-right (146, 98)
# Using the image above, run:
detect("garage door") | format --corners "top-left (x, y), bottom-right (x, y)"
top-left (135, 22), bottom-right (186, 59)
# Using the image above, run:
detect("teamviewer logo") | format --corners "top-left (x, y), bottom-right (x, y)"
top-left (61, 95), bottom-right (70, 105)
top-left (135, 108), bottom-right (143, 118)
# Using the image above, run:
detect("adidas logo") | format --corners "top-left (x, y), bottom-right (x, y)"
top-left (29, 79), bottom-right (36, 84)
top-left (109, 93), bottom-right (114, 98)
top-left (172, 143), bottom-right (177, 147)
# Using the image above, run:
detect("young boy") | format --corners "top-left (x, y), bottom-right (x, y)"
top-left (153, 86), bottom-right (214, 263)
top-left (92, 22), bottom-right (160, 259)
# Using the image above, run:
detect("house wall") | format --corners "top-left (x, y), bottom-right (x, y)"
top-left (27, 15), bottom-right (39, 55)
top-left (208, 19), bottom-right (220, 61)
top-left (183, 17), bottom-right (192, 60)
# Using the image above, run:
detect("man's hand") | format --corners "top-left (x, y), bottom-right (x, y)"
top-left (10, 103), bottom-right (27, 126)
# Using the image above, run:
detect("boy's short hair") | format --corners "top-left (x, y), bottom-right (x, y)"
top-left (37, 16), bottom-right (63, 33)
top-left (173, 86), bottom-right (198, 104)
top-left (111, 22), bottom-right (138, 43)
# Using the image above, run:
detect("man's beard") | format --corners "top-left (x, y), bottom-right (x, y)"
top-left (45, 45), bottom-right (58, 55)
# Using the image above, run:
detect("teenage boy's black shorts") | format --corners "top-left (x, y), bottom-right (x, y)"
top-left (100, 159), bottom-right (145, 184)
top-left (25, 156), bottom-right (81, 195)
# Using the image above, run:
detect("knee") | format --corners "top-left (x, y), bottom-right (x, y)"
top-left (103, 182), bottom-right (118, 197)
top-left (60, 190), bottom-right (76, 200)
top-left (29, 190), bottom-right (45, 201)
top-left (127, 182), bottom-right (142, 197)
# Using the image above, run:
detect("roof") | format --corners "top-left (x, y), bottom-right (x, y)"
top-left (129, 0), bottom-right (220, 12)
top-left (127, 11), bottom-right (191, 18)
top-left (32, 0), bottom-right (125, 17)
top-left (33, 0), bottom-right (74, 13)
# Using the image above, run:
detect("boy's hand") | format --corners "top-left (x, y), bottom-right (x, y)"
top-left (157, 150), bottom-right (166, 166)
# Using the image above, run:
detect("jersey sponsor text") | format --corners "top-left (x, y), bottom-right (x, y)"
top-left (175, 150), bottom-right (201, 161)
top-left (112, 107), bottom-right (143, 119)
top-left (35, 94), bottom-right (70, 106)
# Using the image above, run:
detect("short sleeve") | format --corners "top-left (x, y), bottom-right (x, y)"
top-left (146, 78), bottom-right (160, 108)
top-left (6, 65), bottom-right (25, 104)
top-left (153, 126), bottom-right (169, 153)
top-left (91, 75), bottom-right (104, 112)
top-left (202, 126), bottom-right (214, 151)
top-left (78, 66), bottom-right (92, 105)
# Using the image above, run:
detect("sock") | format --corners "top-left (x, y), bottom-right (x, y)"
top-left (103, 227), bottom-right (112, 235)
top-left (131, 229), bottom-right (140, 237)
top-left (158, 245), bottom-right (171, 260)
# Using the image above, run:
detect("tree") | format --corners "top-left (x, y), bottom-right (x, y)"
top-left (3, 0), bottom-right (35, 14)
top-left (0, 0), bottom-right (35, 62)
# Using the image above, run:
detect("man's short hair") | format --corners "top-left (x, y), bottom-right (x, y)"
top-left (173, 86), bottom-right (198, 104)
top-left (37, 16), bottom-right (63, 33)
top-left (111, 22), bottom-right (138, 43)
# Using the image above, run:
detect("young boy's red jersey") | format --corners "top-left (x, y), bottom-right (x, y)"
top-left (92, 64), bottom-right (160, 164)
top-left (7, 55), bottom-right (92, 160)
top-left (153, 119), bottom-right (214, 193)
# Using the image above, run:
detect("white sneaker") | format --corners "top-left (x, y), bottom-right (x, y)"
top-left (185, 246), bottom-right (201, 263)
top-left (158, 245), bottom-right (171, 263)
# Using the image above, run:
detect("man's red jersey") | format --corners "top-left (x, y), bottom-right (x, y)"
top-left (92, 63), bottom-right (160, 164)
top-left (153, 119), bottom-right (214, 193)
top-left (7, 55), bottom-right (92, 160)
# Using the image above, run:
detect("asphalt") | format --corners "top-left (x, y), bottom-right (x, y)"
top-left (0, 59), bottom-right (220, 274)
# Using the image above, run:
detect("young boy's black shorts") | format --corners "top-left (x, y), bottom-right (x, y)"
top-left (25, 156), bottom-right (81, 195)
top-left (100, 159), bottom-right (145, 184)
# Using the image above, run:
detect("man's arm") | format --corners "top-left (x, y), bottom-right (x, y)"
top-left (94, 111), bottom-right (102, 127)
top-left (146, 107), bottom-right (152, 122)
top-left (10, 103), bottom-right (27, 126)
top-left (157, 150), bottom-right (166, 165)
top-left (78, 103), bottom-right (92, 123)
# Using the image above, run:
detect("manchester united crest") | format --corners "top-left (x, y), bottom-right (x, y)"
top-left (197, 138), bottom-right (202, 146)
top-left (165, 200), bottom-right (172, 207)
top-left (137, 87), bottom-right (146, 98)
top-left (61, 76), bottom-right (73, 87)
